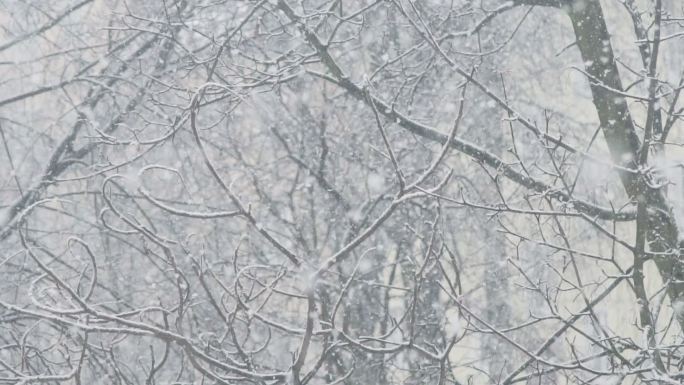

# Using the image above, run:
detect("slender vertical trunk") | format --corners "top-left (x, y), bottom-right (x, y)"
top-left (565, 0), bottom-right (684, 323)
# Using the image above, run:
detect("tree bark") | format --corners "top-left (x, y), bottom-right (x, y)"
top-left (559, 0), bottom-right (684, 326)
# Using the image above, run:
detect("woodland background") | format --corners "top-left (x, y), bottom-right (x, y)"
top-left (1, 0), bottom-right (684, 384)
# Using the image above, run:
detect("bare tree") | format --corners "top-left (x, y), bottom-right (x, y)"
top-left (1, 0), bottom-right (683, 384)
